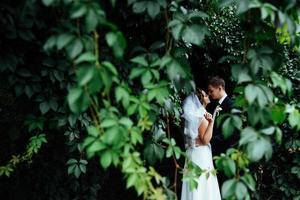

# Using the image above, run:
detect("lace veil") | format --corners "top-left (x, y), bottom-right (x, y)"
top-left (182, 93), bottom-right (206, 147)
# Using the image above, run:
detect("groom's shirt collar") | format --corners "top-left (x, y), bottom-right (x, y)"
top-left (218, 93), bottom-right (227, 105)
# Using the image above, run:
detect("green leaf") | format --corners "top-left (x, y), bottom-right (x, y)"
top-left (71, 5), bottom-right (87, 19)
top-left (42, 0), bottom-right (55, 6)
top-left (275, 127), bottom-right (282, 144)
top-left (103, 127), bottom-right (122, 145)
top-left (166, 59), bottom-right (187, 80)
top-left (75, 52), bottom-right (96, 64)
top-left (127, 104), bottom-right (138, 115)
top-left (57, 33), bottom-right (74, 50)
top-left (143, 142), bottom-right (165, 165)
top-left (182, 25), bottom-right (208, 46)
top-left (105, 31), bottom-right (127, 58)
top-left (130, 128), bottom-right (143, 145)
top-left (288, 109), bottom-right (300, 129)
top-left (157, 0), bottom-right (166, 8)
top-left (87, 126), bottom-right (99, 137)
top-left (85, 9), bottom-right (98, 32)
top-left (101, 119), bottom-right (117, 128)
top-left (258, 85), bottom-right (273, 106)
top-left (166, 146), bottom-right (173, 158)
top-left (115, 86), bottom-right (130, 107)
top-left (222, 179), bottom-right (237, 199)
top-left (106, 31), bottom-right (117, 46)
top-left (247, 137), bottom-right (273, 162)
top-left (100, 150), bottom-right (112, 168)
top-left (102, 61), bottom-right (118, 75)
top-left (160, 55), bottom-right (172, 68)
top-left (241, 173), bottom-right (256, 191)
top-left (74, 165), bottom-right (81, 178)
top-left (219, 0), bottom-right (235, 8)
top-left (188, 11), bottom-right (209, 19)
top-left (129, 68), bottom-right (146, 80)
top-left (67, 39), bottom-right (83, 59)
top-left (119, 117), bottom-right (133, 128)
top-left (223, 159), bottom-right (236, 177)
top-left (141, 70), bottom-right (152, 86)
top-left (67, 164), bottom-right (76, 175)
top-left (271, 105), bottom-right (286, 124)
top-left (239, 127), bottom-right (257, 146)
top-left (151, 69), bottom-right (160, 80)
top-left (235, 181), bottom-right (248, 200)
top-left (188, 179), bottom-right (198, 191)
top-left (68, 115), bottom-right (77, 127)
top-left (260, 126), bottom-right (275, 135)
top-left (173, 146), bottom-right (181, 159)
top-left (136, 182), bottom-right (146, 195)
top-left (43, 35), bottom-right (57, 51)
top-left (237, 0), bottom-right (251, 15)
top-left (49, 99), bottom-right (58, 111)
top-left (222, 117), bottom-right (234, 139)
top-left (232, 116), bottom-right (242, 129)
top-left (88, 140), bottom-right (106, 152)
top-left (149, 41), bottom-right (165, 51)
top-left (247, 140), bottom-right (265, 162)
top-left (76, 66), bottom-right (95, 86)
top-left (18, 68), bottom-right (31, 77)
top-left (127, 173), bottom-right (138, 188)
top-left (130, 56), bottom-right (148, 66)
top-left (67, 87), bottom-right (90, 114)
top-left (169, 21), bottom-right (184, 40)
top-left (146, 1), bottom-right (160, 19)
top-left (231, 64), bottom-right (252, 84)
top-left (132, 1), bottom-right (147, 13)
top-left (53, 70), bottom-right (64, 81)
top-left (25, 86), bottom-right (34, 98)
top-left (66, 158), bottom-right (77, 165)
top-left (79, 164), bottom-right (86, 173)
top-left (245, 84), bottom-right (257, 104)
top-left (111, 151), bottom-right (120, 166)
top-left (110, 0), bottom-right (116, 7)
top-left (40, 101), bottom-right (50, 114)
top-left (147, 88), bottom-right (158, 101)
top-left (99, 67), bottom-right (113, 91)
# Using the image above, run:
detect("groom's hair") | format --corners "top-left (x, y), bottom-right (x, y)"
top-left (208, 76), bottom-right (225, 89)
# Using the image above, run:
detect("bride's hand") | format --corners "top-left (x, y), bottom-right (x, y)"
top-left (204, 112), bottom-right (213, 123)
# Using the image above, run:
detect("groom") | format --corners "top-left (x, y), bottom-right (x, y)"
top-left (206, 76), bottom-right (235, 157)
top-left (206, 76), bottom-right (237, 187)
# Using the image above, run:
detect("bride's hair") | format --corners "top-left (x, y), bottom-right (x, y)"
top-left (196, 88), bottom-right (205, 105)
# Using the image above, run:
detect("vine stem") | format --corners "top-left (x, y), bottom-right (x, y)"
top-left (94, 31), bottom-right (101, 68)
top-left (164, 9), bottom-right (173, 54)
top-left (166, 112), bottom-right (181, 198)
top-left (164, 8), bottom-right (180, 196)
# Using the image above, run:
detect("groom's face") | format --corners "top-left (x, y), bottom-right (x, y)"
top-left (208, 85), bottom-right (221, 100)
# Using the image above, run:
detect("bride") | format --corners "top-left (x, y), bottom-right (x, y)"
top-left (181, 90), bottom-right (221, 200)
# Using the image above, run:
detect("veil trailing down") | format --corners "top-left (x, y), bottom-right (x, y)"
top-left (182, 93), bottom-right (206, 148)
top-left (181, 93), bottom-right (221, 200)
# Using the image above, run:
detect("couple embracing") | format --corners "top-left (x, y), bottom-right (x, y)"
top-left (181, 76), bottom-right (234, 200)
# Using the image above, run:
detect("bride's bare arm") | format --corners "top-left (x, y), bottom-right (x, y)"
top-left (198, 114), bottom-right (214, 145)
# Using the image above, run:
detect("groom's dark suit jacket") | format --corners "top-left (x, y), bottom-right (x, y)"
top-left (207, 96), bottom-right (237, 157)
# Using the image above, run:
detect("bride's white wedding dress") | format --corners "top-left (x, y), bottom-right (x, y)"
top-left (181, 94), bottom-right (221, 200)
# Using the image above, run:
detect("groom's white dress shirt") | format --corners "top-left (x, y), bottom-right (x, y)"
top-left (218, 93), bottom-right (227, 105)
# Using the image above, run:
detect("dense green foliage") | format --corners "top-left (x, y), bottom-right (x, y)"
top-left (0, 0), bottom-right (299, 199)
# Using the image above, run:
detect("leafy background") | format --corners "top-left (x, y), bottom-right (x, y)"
top-left (0, 0), bottom-right (299, 199)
